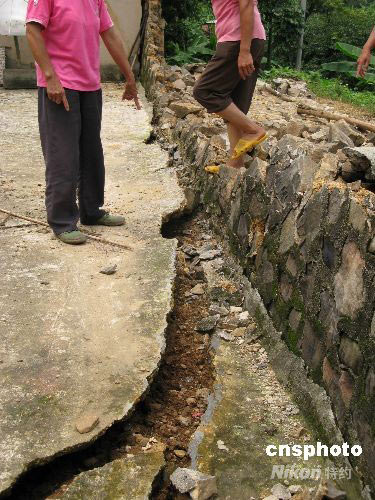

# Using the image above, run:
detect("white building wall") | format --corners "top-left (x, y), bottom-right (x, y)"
top-left (0, 1), bottom-right (142, 75)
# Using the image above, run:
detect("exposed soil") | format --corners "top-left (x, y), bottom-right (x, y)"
top-left (5, 212), bottom-right (215, 500)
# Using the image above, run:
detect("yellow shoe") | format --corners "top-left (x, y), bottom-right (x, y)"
top-left (205, 165), bottom-right (220, 174)
top-left (231, 133), bottom-right (268, 160)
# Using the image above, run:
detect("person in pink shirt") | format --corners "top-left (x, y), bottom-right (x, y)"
top-left (194, 0), bottom-right (266, 170)
top-left (25, 0), bottom-right (140, 245)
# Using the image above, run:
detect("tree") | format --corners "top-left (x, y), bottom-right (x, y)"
top-left (296, 0), bottom-right (307, 70)
top-left (259, 0), bottom-right (303, 67)
top-left (161, 0), bottom-right (212, 53)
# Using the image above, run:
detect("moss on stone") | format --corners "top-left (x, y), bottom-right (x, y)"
top-left (312, 317), bottom-right (325, 340)
top-left (274, 298), bottom-right (292, 323)
top-left (291, 289), bottom-right (305, 313)
top-left (283, 326), bottom-right (302, 355)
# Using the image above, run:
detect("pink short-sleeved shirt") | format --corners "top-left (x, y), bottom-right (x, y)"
top-left (26, 0), bottom-right (113, 91)
top-left (212, 0), bottom-right (266, 43)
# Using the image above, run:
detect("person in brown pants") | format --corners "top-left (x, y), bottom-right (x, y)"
top-left (194, 0), bottom-right (266, 169)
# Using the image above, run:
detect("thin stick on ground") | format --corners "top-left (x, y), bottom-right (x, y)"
top-left (261, 83), bottom-right (297, 103)
top-left (0, 208), bottom-right (132, 251)
top-left (261, 82), bottom-right (375, 133)
top-left (297, 105), bottom-right (375, 133)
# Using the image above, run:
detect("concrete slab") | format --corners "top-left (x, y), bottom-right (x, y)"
top-left (0, 85), bottom-right (184, 494)
top-left (189, 260), bottom-right (328, 499)
top-left (57, 449), bottom-right (165, 500)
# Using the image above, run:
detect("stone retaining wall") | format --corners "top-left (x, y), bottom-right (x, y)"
top-left (141, 1), bottom-right (375, 493)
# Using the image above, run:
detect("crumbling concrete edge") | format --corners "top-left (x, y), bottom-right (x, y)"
top-left (0, 88), bottom-right (188, 500)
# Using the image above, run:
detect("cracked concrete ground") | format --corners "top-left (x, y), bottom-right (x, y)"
top-left (188, 256), bottom-right (363, 500)
top-left (58, 449), bottom-right (165, 499)
top-left (0, 84), bottom-right (184, 495)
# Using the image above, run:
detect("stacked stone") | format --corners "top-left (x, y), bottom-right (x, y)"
top-left (0, 47), bottom-right (5, 86)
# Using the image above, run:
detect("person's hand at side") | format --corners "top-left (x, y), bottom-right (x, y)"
top-left (357, 29), bottom-right (375, 77)
top-left (122, 79), bottom-right (141, 110)
top-left (46, 73), bottom-right (69, 111)
top-left (101, 26), bottom-right (142, 110)
top-left (26, 21), bottom-right (69, 111)
top-left (238, 0), bottom-right (255, 80)
top-left (357, 48), bottom-right (371, 77)
top-left (238, 51), bottom-right (255, 80)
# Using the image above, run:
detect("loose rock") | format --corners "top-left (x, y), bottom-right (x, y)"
top-left (199, 249), bottom-right (222, 260)
top-left (289, 485), bottom-right (303, 495)
top-left (181, 244), bottom-right (198, 257)
top-left (209, 304), bottom-right (229, 316)
top-left (177, 415), bottom-right (191, 427)
top-left (328, 123), bottom-right (354, 149)
top-left (368, 237), bottom-right (375, 254)
top-left (314, 480), bottom-right (346, 500)
top-left (174, 449), bottom-right (187, 458)
top-left (100, 264), bottom-right (117, 275)
top-left (170, 101), bottom-right (201, 119)
top-left (232, 327), bottom-right (247, 337)
top-left (217, 330), bottom-right (234, 341)
top-left (271, 482), bottom-right (292, 499)
top-left (191, 284), bottom-right (205, 295)
top-left (75, 414), bottom-right (99, 434)
top-left (170, 468), bottom-right (218, 500)
top-left (196, 316), bottom-right (218, 333)
top-left (238, 310), bottom-right (250, 326)
top-left (172, 79), bottom-right (186, 91)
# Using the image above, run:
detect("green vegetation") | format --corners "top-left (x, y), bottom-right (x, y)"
top-left (303, 4), bottom-right (375, 69)
top-left (322, 42), bottom-right (375, 83)
top-left (260, 0), bottom-right (304, 67)
top-left (161, 0), bottom-right (215, 65)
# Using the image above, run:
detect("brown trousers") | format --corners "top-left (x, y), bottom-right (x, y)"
top-left (193, 38), bottom-right (265, 114)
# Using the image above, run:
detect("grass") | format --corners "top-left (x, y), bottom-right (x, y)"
top-left (262, 66), bottom-right (375, 116)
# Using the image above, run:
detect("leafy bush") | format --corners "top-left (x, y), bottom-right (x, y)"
top-left (322, 42), bottom-right (375, 88)
top-left (303, 6), bottom-right (375, 69)
top-left (259, 0), bottom-right (303, 67)
top-left (167, 33), bottom-right (215, 66)
top-left (161, 0), bottom-right (215, 65)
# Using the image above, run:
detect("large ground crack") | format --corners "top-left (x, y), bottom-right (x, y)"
top-left (5, 212), bottom-right (215, 500)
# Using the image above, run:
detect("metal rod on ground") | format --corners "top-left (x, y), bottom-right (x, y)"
top-left (0, 208), bottom-right (132, 250)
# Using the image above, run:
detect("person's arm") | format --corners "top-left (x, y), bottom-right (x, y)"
top-left (238, 0), bottom-right (255, 80)
top-left (101, 27), bottom-right (141, 110)
top-left (357, 29), bottom-right (375, 77)
top-left (26, 22), bottom-right (69, 110)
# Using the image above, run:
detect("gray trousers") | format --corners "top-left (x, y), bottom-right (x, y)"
top-left (38, 88), bottom-right (106, 234)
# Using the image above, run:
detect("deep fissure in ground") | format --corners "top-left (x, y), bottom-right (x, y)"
top-left (5, 212), bottom-right (215, 500)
